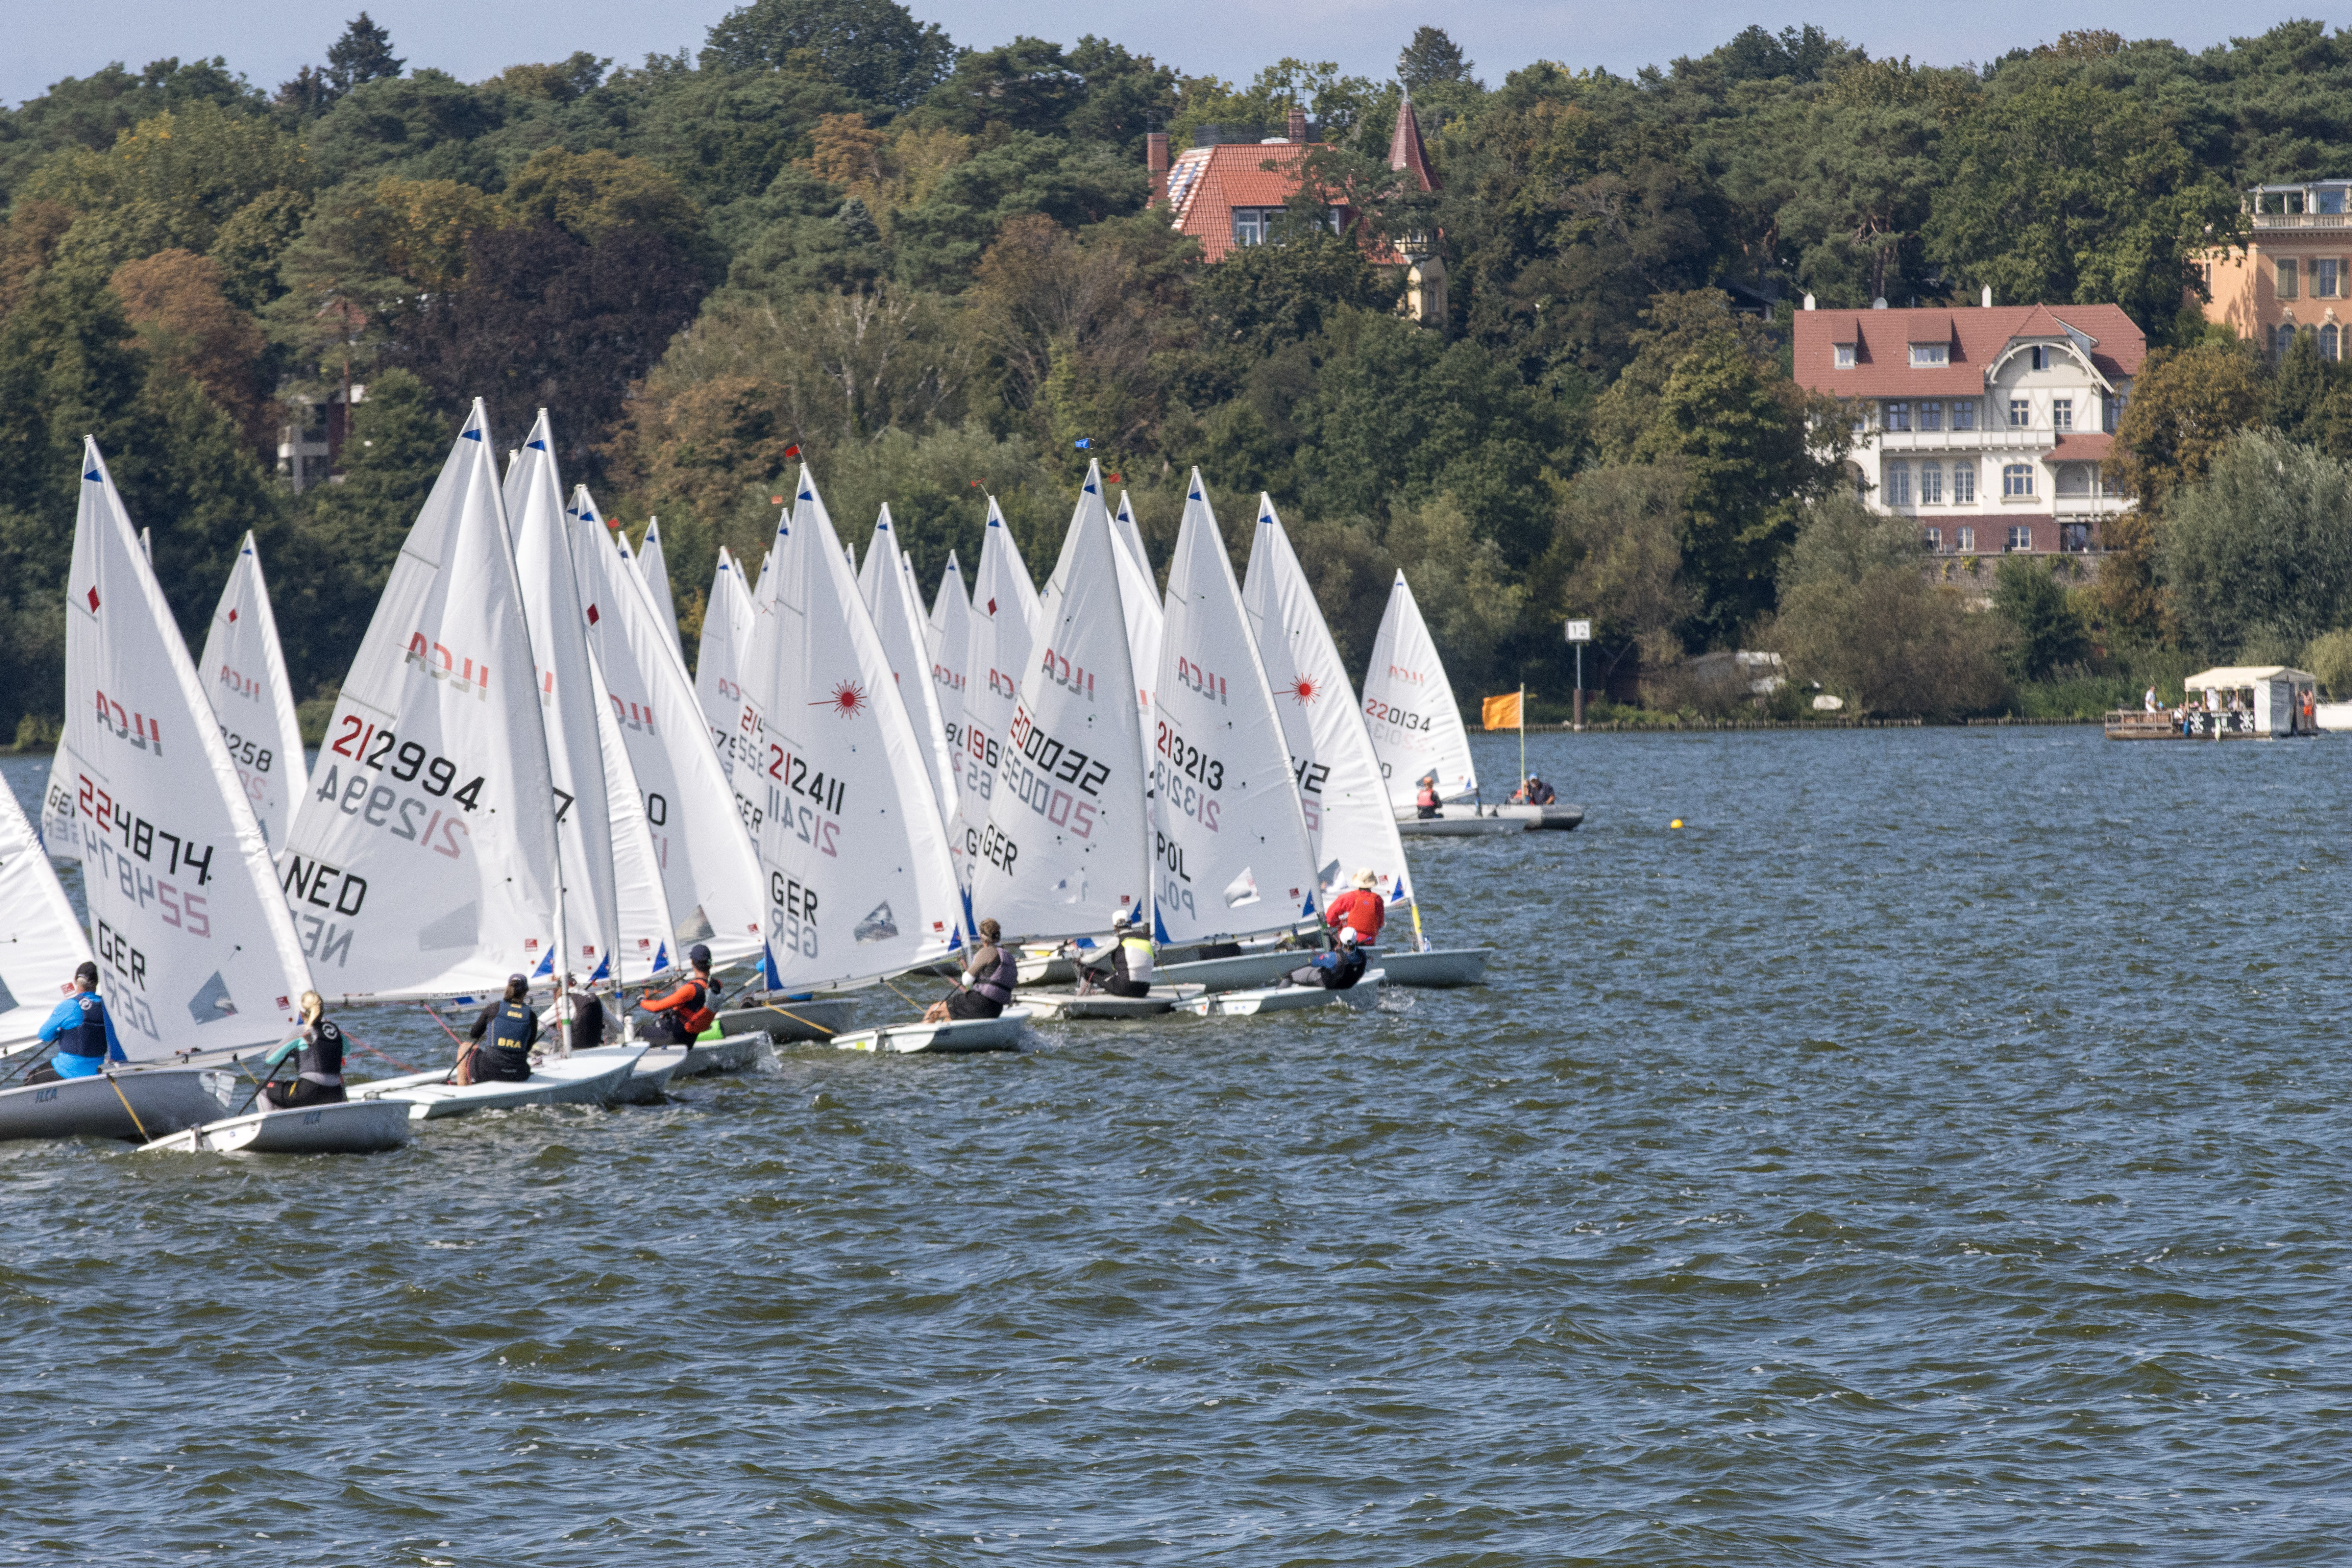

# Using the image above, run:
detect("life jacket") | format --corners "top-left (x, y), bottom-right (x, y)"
top-left (1117, 934), bottom-right (1155, 985)
top-left (299, 1019), bottom-right (346, 1085)
top-left (55, 994), bottom-right (108, 1058)
top-left (1314, 946), bottom-right (1369, 989)
top-left (1416, 781), bottom-right (1439, 810)
top-left (488, 1001), bottom-right (536, 1052)
top-left (1327, 890), bottom-right (1384, 943)
top-left (971, 946), bottom-right (1018, 1005)
top-left (644, 975), bottom-right (715, 1034)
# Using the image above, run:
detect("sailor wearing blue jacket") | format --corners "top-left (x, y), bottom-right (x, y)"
top-left (25, 961), bottom-right (127, 1084)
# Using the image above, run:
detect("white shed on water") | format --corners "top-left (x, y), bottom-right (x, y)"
top-left (2182, 666), bottom-right (2318, 737)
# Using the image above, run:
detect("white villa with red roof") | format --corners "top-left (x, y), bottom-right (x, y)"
top-left (1144, 100), bottom-right (1447, 322)
top-left (1791, 298), bottom-right (2146, 558)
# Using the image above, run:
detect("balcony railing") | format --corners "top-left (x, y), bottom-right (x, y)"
top-left (1870, 426), bottom-right (2074, 452)
top-left (2251, 212), bottom-right (2352, 229)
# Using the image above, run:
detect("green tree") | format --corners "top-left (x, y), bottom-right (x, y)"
top-left (2158, 428), bottom-right (2352, 657)
top-left (0, 57), bottom-right (265, 204)
top-left (2268, 327), bottom-right (2329, 442)
top-left (1990, 557), bottom-right (2089, 680)
top-left (2108, 340), bottom-right (2265, 511)
top-left (1399, 28), bottom-right (1478, 92)
top-left (25, 101), bottom-right (314, 269)
top-left (702, 0), bottom-right (956, 109)
top-left (326, 13), bottom-right (406, 99)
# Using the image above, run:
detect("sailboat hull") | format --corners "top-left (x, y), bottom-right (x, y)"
top-left (0, 1067), bottom-right (239, 1142)
top-left (713, 996), bottom-right (856, 1043)
top-left (1395, 813), bottom-right (1529, 837)
top-left (1490, 804), bottom-right (1584, 830)
top-left (1373, 948), bottom-right (1493, 987)
top-left (354, 1048), bottom-right (646, 1120)
top-left (1157, 951), bottom-right (1314, 992)
top-left (832, 1006), bottom-right (1034, 1054)
top-left (1025, 985), bottom-right (1205, 1019)
top-left (139, 1099), bottom-right (415, 1155)
top-left (1177, 971), bottom-right (1385, 1016)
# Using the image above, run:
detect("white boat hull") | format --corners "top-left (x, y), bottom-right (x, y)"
top-left (832, 1006), bottom-right (1034, 1054)
top-left (0, 1066), bottom-right (241, 1142)
top-left (1025, 985), bottom-right (1205, 1020)
top-left (1375, 948), bottom-right (1492, 987)
top-left (636, 1031), bottom-right (767, 1082)
top-left (1157, 950), bottom-right (1316, 992)
top-left (1395, 813), bottom-right (1529, 837)
top-left (1489, 804), bottom-right (1584, 830)
top-left (575, 1045), bottom-right (678, 1104)
top-left (1014, 947), bottom-right (1083, 986)
top-left (1177, 971), bottom-right (1384, 1016)
top-left (140, 1099), bottom-right (415, 1155)
top-left (354, 1048), bottom-right (646, 1120)
top-left (712, 995), bottom-right (858, 1043)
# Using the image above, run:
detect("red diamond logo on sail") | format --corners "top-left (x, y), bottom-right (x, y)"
top-left (227, 609), bottom-right (238, 622)
top-left (986, 597), bottom-right (997, 615)
top-left (86, 587), bottom-right (99, 611)
top-left (586, 603), bottom-right (599, 625)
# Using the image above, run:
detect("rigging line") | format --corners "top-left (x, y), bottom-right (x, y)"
top-left (102, 1071), bottom-right (151, 1145)
top-left (342, 1032), bottom-right (419, 1073)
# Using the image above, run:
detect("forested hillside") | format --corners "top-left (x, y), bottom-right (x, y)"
top-left (6, 4), bottom-right (2352, 735)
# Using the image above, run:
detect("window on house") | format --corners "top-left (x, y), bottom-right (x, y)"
top-left (1953, 399), bottom-right (1977, 431)
top-left (1920, 400), bottom-right (1943, 431)
top-left (1922, 526), bottom-right (1943, 552)
top-left (2324, 190), bottom-right (2348, 215)
top-left (2320, 259), bottom-right (2344, 298)
top-left (1911, 342), bottom-right (1949, 366)
top-left (2327, 324), bottom-right (2342, 362)
top-left (2278, 258), bottom-right (2300, 298)
top-left (1834, 343), bottom-right (1856, 368)
top-left (2029, 346), bottom-right (2049, 371)
top-left (2009, 398), bottom-right (2031, 428)
top-left (2275, 323), bottom-right (2296, 356)
top-left (2060, 521), bottom-right (2094, 552)
top-left (1920, 462), bottom-right (1943, 504)
top-left (2006, 525), bottom-right (2034, 552)
top-left (1957, 525), bottom-right (1977, 552)
top-left (1886, 462), bottom-right (1911, 505)
top-left (2003, 463), bottom-right (2035, 497)
top-left (2053, 398), bottom-right (2073, 432)
top-left (1953, 462), bottom-right (1976, 504)
top-left (2104, 394), bottom-right (2122, 433)
top-left (1884, 400), bottom-right (1911, 432)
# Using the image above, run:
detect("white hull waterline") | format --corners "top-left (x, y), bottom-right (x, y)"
top-left (1396, 813), bottom-right (1530, 838)
top-left (1176, 971), bottom-right (1385, 1016)
top-left (353, 1048), bottom-right (646, 1120)
top-left (832, 1006), bottom-right (1036, 1054)
top-left (634, 1031), bottom-right (769, 1081)
top-left (0, 1067), bottom-right (240, 1142)
top-left (1025, 985), bottom-right (1206, 1020)
top-left (571, 1044), bottom-right (678, 1104)
top-left (1488, 804), bottom-right (1585, 831)
top-left (1374, 948), bottom-right (1493, 987)
top-left (713, 994), bottom-right (857, 1043)
top-left (140, 1099), bottom-right (415, 1155)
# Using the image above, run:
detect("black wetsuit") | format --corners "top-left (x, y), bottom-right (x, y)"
top-left (264, 1019), bottom-right (349, 1108)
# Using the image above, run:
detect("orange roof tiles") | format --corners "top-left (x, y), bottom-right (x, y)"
top-left (1793, 303), bottom-right (2147, 398)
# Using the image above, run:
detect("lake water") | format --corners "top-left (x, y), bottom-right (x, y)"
top-left (4, 730), bottom-right (2348, 1565)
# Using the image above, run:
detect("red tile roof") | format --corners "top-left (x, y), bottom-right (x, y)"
top-left (2052, 431), bottom-right (2114, 460)
top-left (1169, 142), bottom-right (1317, 262)
top-left (1792, 303), bottom-right (2147, 398)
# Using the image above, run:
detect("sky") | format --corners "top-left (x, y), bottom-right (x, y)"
top-left (2, 0), bottom-right (2317, 109)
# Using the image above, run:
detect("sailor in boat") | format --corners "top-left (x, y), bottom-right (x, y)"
top-left (924, 918), bottom-right (1017, 1023)
top-left (1098, 913), bottom-right (1155, 998)
top-left (258, 991), bottom-right (347, 1108)
top-left (1283, 928), bottom-right (1370, 990)
top-left (460, 976), bottom-right (538, 1084)
top-left (1415, 773), bottom-right (1442, 819)
top-left (21, 962), bottom-right (127, 1085)
top-left (1512, 775), bottom-right (1556, 806)
top-left (1325, 869), bottom-right (1386, 948)
top-left (635, 945), bottom-right (716, 1046)
top-left (558, 972), bottom-right (608, 1052)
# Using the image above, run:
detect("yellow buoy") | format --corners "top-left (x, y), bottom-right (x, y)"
top-left (1669, 819), bottom-right (1683, 829)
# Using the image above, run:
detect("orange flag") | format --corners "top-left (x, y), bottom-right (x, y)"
top-left (1481, 691), bottom-right (1522, 731)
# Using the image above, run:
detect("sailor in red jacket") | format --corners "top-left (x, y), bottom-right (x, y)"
top-left (636, 944), bottom-right (718, 1045)
top-left (1324, 869), bottom-right (1386, 947)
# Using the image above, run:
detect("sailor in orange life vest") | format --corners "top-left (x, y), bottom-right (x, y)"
top-left (925, 918), bottom-right (1018, 1023)
top-left (1415, 772), bottom-right (1442, 818)
top-left (1325, 868), bottom-right (1386, 947)
top-left (635, 944), bottom-right (718, 1046)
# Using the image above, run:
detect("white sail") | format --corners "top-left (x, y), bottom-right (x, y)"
top-left (750, 468), bottom-right (959, 987)
top-left (1150, 470), bottom-right (1319, 943)
top-left (694, 546), bottom-right (757, 828)
top-left (924, 549), bottom-right (960, 665)
top-left (571, 485), bottom-right (763, 967)
top-left (507, 412), bottom-right (626, 983)
top-left (1362, 570), bottom-right (1477, 807)
top-left (1112, 490), bottom-right (1151, 575)
top-left (635, 514), bottom-right (683, 660)
top-left (59, 440), bottom-right (310, 1056)
top-left (927, 551), bottom-right (972, 782)
top-left (1242, 496), bottom-right (1415, 911)
top-left (0, 773), bottom-right (94, 1048)
top-left (946, 499), bottom-right (1040, 909)
top-left (860, 508), bottom-right (961, 828)
top-left (40, 747), bottom-right (81, 861)
top-left (1110, 490), bottom-right (1162, 777)
top-left (280, 401), bottom-right (561, 1002)
top-left (972, 466), bottom-right (1149, 939)
top-left (195, 532), bottom-right (309, 852)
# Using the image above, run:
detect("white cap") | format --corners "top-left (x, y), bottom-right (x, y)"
top-left (1338, 929), bottom-right (1359, 945)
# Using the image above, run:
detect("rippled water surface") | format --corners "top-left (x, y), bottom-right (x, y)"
top-left (5, 731), bottom-right (2349, 1566)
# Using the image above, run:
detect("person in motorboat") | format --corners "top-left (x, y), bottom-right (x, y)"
top-left (1521, 775), bottom-right (1557, 806)
top-left (1284, 928), bottom-right (1369, 990)
top-left (258, 990), bottom-right (347, 1108)
top-left (1096, 912), bottom-right (1155, 999)
top-left (22, 961), bottom-right (126, 1085)
top-left (1325, 869), bottom-right (1386, 948)
top-left (925, 918), bottom-right (1017, 1022)
top-left (460, 975), bottom-right (538, 1084)
top-left (1414, 772), bottom-right (1442, 819)
top-left (635, 945), bottom-right (717, 1046)
top-left (556, 971), bottom-right (608, 1054)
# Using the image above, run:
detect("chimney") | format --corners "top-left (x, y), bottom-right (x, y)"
top-left (1287, 105), bottom-right (1308, 143)
top-left (1146, 130), bottom-right (1169, 201)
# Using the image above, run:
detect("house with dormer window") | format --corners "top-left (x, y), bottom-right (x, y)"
top-left (1792, 297), bottom-right (2146, 558)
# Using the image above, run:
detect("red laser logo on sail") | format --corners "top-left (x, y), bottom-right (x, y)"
top-left (815, 681), bottom-right (868, 718)
top-left (1290, 676), bottom-right (1320, 704)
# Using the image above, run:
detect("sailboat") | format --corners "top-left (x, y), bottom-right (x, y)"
top-left (970, 464), bottom-right (1173, 1019)
top-left (634, 514), bottom-right (684, 658)
top-left (1361, 571), bottom-right (1524, 838)
top-left (1150, 470), bottom-right (1381, 1014)
top-left (1244, 497), bottom-right (1490, 987)
top-left (282, 402), bottom-right (641, 1116)
top-left (1110, 490), bottom-right (1162, 780)
top-left (693, 546), bottom-right (760, 836)
top-left (859, 507), bottom-right (959, 827)
top-left (743, 468), bottom-right (981, 1054)
top-left (927, 551), bottom-right (972, 790)
top-left (196, 532), bottom-right (309, 852)
top-left (944, 500), bottom-right (1040, 913)
top-left (0, 440), bottom-right (313, 1141)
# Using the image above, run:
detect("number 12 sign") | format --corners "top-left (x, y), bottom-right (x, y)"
top-left (1565, 619), bottom-right (1592, 643)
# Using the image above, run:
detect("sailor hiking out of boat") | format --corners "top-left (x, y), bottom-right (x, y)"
top-left (926, 919), bottom-right (1016, 1023)
top-left (259, 990), bottom-right (347, 1108)
top-left (1287, 928), bottom-right (1369, 990)
top-left (1325, 869), bottom-right (1387, 947)
top-left (1098, 912), bottom-right (1154, 999)
top-left (23, 961), bottom-right (127, 1084)
top-left (1415, 773), bottom-right (1442, 819)
top-left (634, 944), bottom-right (715, 1045)
top-left (557, 972), bottom-right (607, 1053)
top-left (461, 976), bottom-right (538, 1084)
